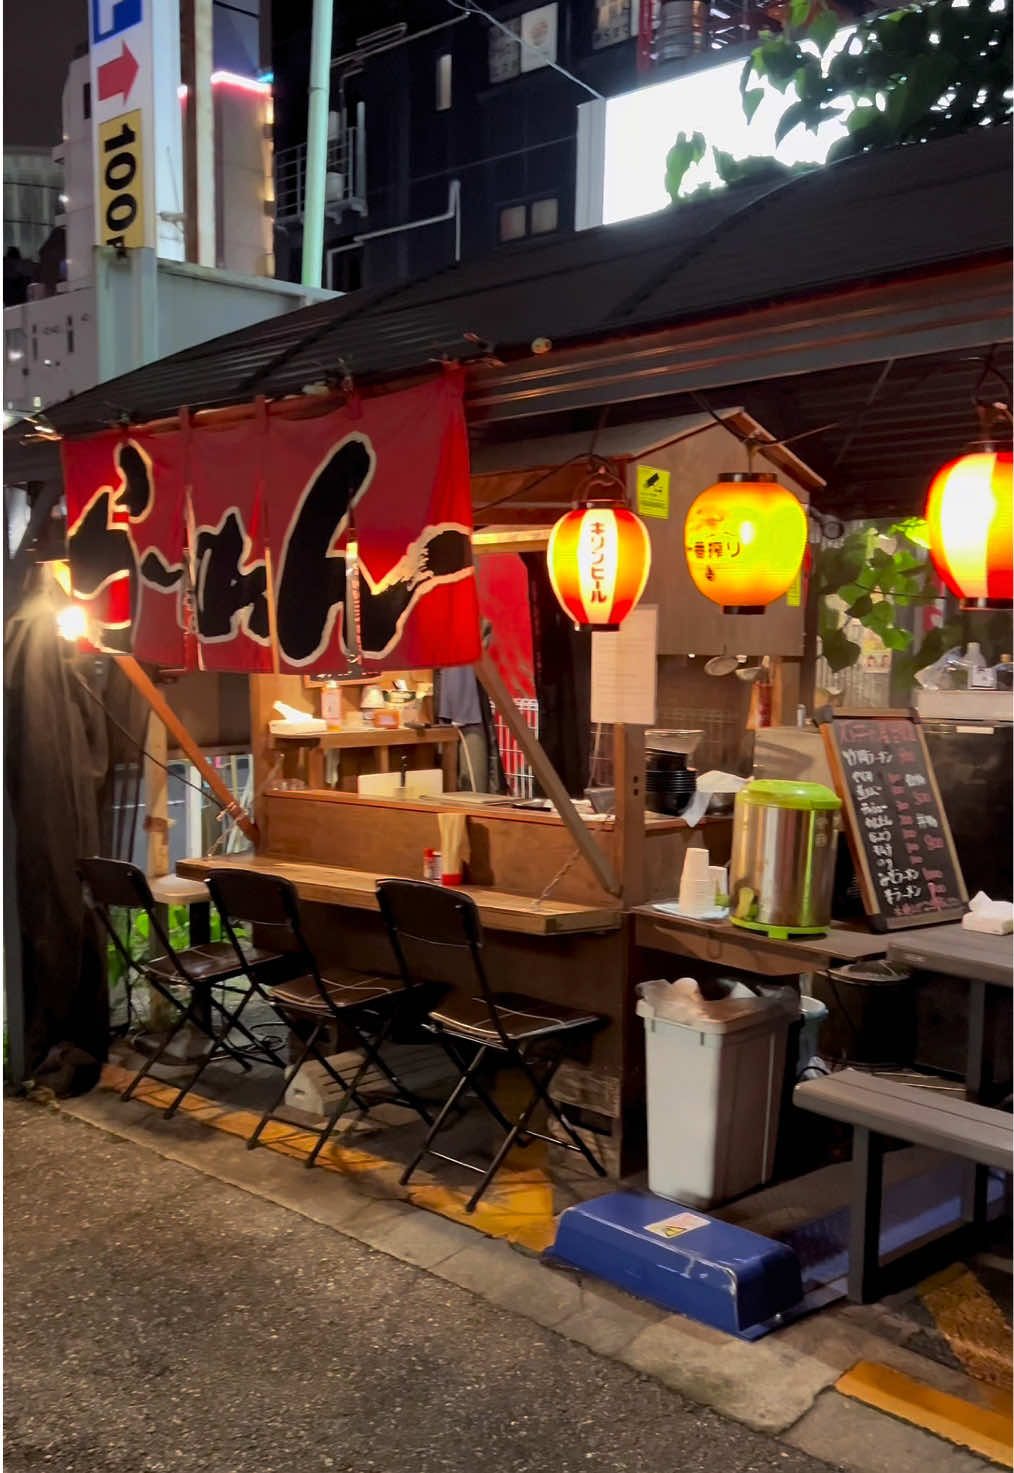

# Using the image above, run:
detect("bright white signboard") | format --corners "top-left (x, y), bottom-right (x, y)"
top-left (578, 33), bottom-right (856, 229)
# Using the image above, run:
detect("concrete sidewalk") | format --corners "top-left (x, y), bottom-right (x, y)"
top-left (8, 1092), bottom-right (1009, 1472)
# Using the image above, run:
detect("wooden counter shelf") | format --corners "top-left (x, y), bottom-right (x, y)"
top-left (271, 726), bottom-right (460, 752)
top-left (177, 854), bottom-right (622, 937)
top-left (271, 725), bottom-right (460, 788)
top-left (632, 905), bottom-right (889, 978)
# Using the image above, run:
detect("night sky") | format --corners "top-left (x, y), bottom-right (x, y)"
top-left (5, 0), bottom-right (91, 148)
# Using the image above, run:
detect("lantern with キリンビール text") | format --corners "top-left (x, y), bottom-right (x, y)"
top-left (925, 448), bottom-right (1013, 610)
top-left (547, 502), bottom-right (652, 631)
top-left (684, 472), bottom-right (808, 614)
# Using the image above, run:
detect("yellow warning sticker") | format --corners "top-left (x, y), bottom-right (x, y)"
top-left (637, 465), bottom-right (670, 520)
top-left (645, 1211), bottom-right (709, 1240)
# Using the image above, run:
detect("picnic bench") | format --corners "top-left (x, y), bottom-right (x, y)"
top-left (794, 1069), bottom-right (1012, 1302)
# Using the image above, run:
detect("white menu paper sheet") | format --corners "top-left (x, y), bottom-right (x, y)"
top-left (591, 605), bottom-right (658, 726)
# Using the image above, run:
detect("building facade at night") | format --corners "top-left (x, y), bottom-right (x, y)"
top-left (268, 0), bottom-right (876, 292)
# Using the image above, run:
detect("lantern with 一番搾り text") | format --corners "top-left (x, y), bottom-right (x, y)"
top-left (684, 472), bottom-right (808, 614)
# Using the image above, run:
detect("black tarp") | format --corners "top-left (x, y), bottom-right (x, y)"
top-left (523, 554), bottom-right (592, 799)
top-left (4, 577), bottom-right (148, 1091)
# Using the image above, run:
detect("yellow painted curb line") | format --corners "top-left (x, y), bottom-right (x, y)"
top-left (836, 1361), bottom-right (1014, 1467)
top-left (97, 1063), bottom-right (557, 1253)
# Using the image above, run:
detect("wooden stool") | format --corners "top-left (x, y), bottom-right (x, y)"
top-left (149, 874), bottom-right (212, 946)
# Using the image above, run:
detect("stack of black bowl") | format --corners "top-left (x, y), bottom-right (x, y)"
top-left (645, 751), bottom-right (697, 817)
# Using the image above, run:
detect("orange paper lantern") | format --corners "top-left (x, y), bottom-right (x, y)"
top-left (547, 503), bottom-right (651, 630)
top-left (684, 472), bottom-right (807, 614)
top-left (925, 449), bottom-right (1013, 610)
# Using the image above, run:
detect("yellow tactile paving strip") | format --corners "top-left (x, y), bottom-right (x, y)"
top-left (98, 1063), bottom-right (558, 1253)
top-left (918, 1264), bottom-right (1013, 1392)
top-left (836, 1361), bottom-right (1014, 1467)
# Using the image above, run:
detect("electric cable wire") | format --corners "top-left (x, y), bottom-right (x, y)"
top-left (445, 0), bottom-right (603, 99)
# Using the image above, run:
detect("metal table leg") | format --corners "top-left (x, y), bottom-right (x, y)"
top-left (963, 979), bottom-right (992, 1226)
top-left (848, 1125), bottom-right (885, 1304)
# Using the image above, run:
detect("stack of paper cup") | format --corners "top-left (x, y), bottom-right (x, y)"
top-left (679, 847), bottom-right (715, 915)
top-left (709, 865), bottom-right (728, 902)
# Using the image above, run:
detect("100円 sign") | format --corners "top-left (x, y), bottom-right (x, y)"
top-left (97, 110), bottom-right (145, 249)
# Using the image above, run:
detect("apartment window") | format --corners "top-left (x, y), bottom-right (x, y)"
top-left (488, 4), bottom-right (558, 82)
top-left (498, 197), bottom-right (559, 242)
top-left (436, 52), bottom-right (453, 111)
top-left (530, 197), bottom-right (558, 234)
top-left (499, 204), bottom-right (527, 242)
top-left (593, 0), bottom-right (635, 49)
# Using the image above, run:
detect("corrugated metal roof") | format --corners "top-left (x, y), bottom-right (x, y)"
top-left (7, 126), bottom-right (1006, 446)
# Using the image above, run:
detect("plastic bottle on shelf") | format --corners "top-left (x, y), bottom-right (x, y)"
top-left (995, 655), bottom-right (1013, 691)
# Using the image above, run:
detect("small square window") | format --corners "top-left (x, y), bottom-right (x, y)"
top-left (530, 197), bottom-right (558, 234)
top-left (499, 204), bottom-right (527, 242)
top-left (436, 53), bottom-right (452, 111)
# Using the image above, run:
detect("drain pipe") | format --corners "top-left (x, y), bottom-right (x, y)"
top-left (301, 0), bottom-right (334, 288)
top-left (325, 179), bottom-right (461, 289)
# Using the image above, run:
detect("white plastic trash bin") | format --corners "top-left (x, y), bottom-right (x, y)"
top-left (636, 977), bottom-right (795, 1208)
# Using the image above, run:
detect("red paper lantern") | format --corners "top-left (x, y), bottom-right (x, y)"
top-left (547, 503), bottom-right (651, 631)
top-left (925, 448), bottom-right (1013, 610)
top-left (684, 472), bottom-right (808, 614)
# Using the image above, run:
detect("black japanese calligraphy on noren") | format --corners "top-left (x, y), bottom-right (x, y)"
top-left (275, 434), bottom-right (374, 666)
top-left (358, 523), bottom-right (474, 661)
top-left (67, 439), bottom-right (183, 653)
top-left (193, 509), bottom-right (270, 644)
top-left (273, 432), bottom-right (475, 667)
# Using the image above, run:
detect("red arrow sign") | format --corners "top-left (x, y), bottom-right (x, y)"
top-left (97, 42), bottom-right (139, 105)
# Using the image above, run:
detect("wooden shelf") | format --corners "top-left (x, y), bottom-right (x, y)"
top-left (632, 906), bottom-right (889, 977)
top-left (271, 726), bottom-right (459, 751)
top-left (177, 854), bottom-right (622, 936)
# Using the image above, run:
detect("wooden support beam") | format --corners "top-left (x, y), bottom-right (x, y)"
top-left (115, 656), bottom-right (260, 846)
top-left (474, 652), bottom-right (620, 898)
top-left (144, 711), bottom-right (170, 878)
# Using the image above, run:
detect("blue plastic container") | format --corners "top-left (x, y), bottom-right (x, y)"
top-left (551, 1191), bottom-right (803, 1340)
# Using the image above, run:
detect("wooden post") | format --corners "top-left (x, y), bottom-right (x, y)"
top-left (144, 711), bottom-right (170, 879)
top-left (613, 723), bottom-right (646, 907)
top-left (115, 656), bottom-right (261, 846)
top-left (475, 652), bottom-right (620, 898)
top-left (249, 672), bottom-right (305, 836)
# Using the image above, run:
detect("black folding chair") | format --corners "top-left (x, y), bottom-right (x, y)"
top-left (206, 868), bottom-right (435, 1168)
top-left (79, 857), bottom-right (289, 1118)
top-left (376, 879), bottom-right (608, 1213)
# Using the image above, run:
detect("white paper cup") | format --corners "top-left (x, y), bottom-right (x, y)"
top-left (681, 847), bottom-right (711, 882)
top-left (709, 865), bottom-right (728, 898)
top-left (679, 877), bottom-right (717, 914)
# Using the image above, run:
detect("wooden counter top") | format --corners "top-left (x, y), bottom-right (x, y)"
top-left (261, 784), bottom-right (725, 833)
top-left (887, 924), bottom-right (1013, 988)
top-left (632, 905), bottom-right (889, 977)
top-left (177, 854), bottom-right (623, 937)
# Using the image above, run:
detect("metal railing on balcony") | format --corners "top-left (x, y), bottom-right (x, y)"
top-left (274, 121), bottom-right (366, 225)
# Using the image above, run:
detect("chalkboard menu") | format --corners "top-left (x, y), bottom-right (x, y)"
top-left (817, 708), bottom-right (968, 933)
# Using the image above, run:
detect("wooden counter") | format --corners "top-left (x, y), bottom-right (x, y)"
top-left (887, 924), bottom-right (1013, 988)
top-left (632, 905), bottom-right (889, 978)
top-left (256, 787), bottom-right (732, 910)
top-left (177, 853), bottom-right (622, 937)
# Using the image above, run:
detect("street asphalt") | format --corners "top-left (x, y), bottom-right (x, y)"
top-left (3, 1099), bottom-right (835, 1473)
